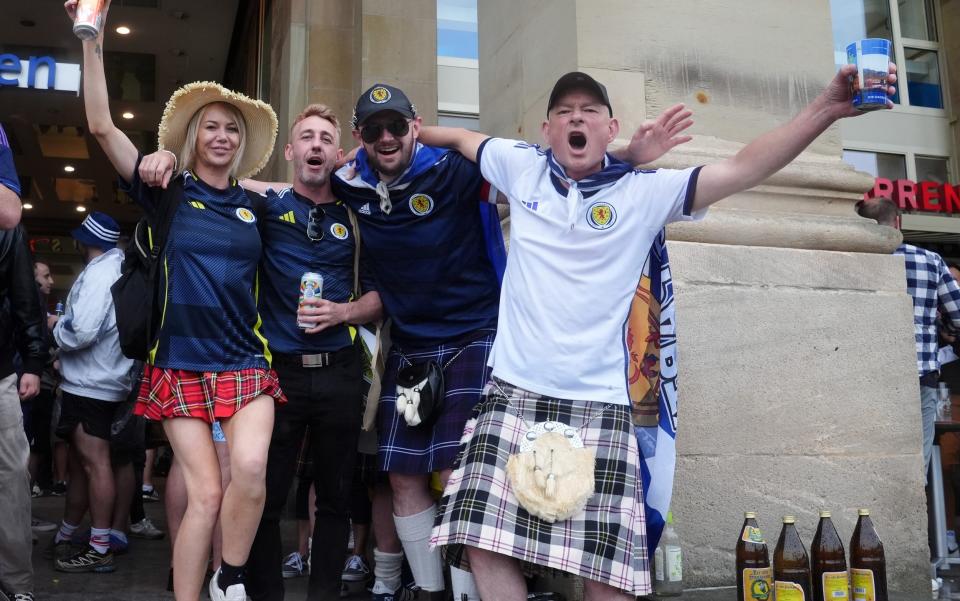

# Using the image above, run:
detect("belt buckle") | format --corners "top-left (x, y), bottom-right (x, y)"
top-left (301, 353), bottom-right (330, 368)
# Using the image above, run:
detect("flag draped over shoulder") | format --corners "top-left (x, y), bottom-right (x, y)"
top-left (626, 228), bottom-right (679, 555)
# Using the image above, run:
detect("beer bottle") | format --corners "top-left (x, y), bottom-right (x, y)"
top-left (736, 512), bottom-right (773, 601)
top-left (849, 509), bottom-right (887, 601)
top-left (774, 515), bottom-right (811, 601)
top-left (811, 510), bottom-right (849, 601)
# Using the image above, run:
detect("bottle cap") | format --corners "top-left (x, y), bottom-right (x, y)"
top-left (820, 510), bottom-right (832, 518)
top-left (858, 508), bottom-right (870, 516)
top-left (745, 511), bottom-right (757, 519)
top-left (783, 515), bottom-right (796, 524)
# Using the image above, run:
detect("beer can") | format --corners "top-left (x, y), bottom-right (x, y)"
top-left (846, 38), bottom-right (891, 111)
top-left (73, 0), bottom-right (106, 41)
top-left (297, 272), bottom-right (323, 329)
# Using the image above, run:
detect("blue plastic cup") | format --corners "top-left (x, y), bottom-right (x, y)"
top-left (846, 38), bottom-right (891, 111)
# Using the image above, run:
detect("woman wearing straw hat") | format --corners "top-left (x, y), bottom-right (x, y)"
top-left (64, 2), bottom-right (285, 599)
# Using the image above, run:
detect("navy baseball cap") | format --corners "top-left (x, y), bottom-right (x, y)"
top-left (351, 84), bottom-right (417, 128)
top-left (547, 72), bottom-right (613, 117)
top-left (71, 211), bottom-right (120, 250)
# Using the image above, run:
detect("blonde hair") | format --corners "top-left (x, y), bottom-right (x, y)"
top-left (289, 103), bottom-right (341, 142)
top-left (179, 101), bottom-right (248, 177)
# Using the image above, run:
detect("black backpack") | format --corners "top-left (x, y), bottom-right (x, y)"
top-left (111, 177), bottom-right (266, 361)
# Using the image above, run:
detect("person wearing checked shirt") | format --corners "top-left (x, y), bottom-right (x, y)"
top-left (141, 103), bottom-right (382, 601)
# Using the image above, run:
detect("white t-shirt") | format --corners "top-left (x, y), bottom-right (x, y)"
top-left (478, 137), bottom-right (706, 405)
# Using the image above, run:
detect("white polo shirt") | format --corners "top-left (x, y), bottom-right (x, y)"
top-left (478, 137), bottom-right (706, 405)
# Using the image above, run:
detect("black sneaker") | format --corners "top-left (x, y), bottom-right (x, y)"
top-left (41, 536), bottom-right (77, 561)
top-left (55, 545), bottom-right (116, 573)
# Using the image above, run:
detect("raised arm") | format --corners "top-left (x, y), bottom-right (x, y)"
top-left (610, 103), bottom-right (693, 166)
top-left (65, 0), bottom-right (138, 182)
top-left (417, 127), bottom-right (490, 163)
top-left (692, 63), bottom-right (897, 212)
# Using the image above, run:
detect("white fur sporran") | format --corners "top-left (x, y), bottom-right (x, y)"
top-left (505, 421), bottom-right (596, 524)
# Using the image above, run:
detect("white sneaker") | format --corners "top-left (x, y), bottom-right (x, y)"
top-left (129, 518), bottom-right (165, 540)
top-left (31, 518), bottom-right (57, 533)
top-left (208, 570), bottom-right (247, 601)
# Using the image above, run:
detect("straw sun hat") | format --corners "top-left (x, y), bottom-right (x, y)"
top-left (157, 81), bottom-right (278, 179)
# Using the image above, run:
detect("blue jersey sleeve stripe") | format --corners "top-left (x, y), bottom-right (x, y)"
top-left (682, 166), bottom-right (704, 217)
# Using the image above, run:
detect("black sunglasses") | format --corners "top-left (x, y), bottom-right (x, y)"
top-left (360, 119), bottom-right (410, 144)
top-left (307, 206), bottom-right (325, 242)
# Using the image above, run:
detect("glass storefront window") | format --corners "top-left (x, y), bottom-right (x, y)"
top-left (842, 149), bottom-right (907, 180)
top-left (437, 0), bottom-right (478, 60)
top-left (899, 0), bottom-right (937, 41)
top-left (916, 156), bottom-right (950, 183)
top-left (904, 47), bottom-right (943, 108)
top-left (830, 0), bottom-right (893, 68)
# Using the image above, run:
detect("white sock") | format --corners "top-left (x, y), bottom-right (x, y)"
top-left (451, 566), bottom-right (480, 601)
top-left (55, 520), bottom-right (78, 543)
top-left (394, 506), bottom-right (444, 592)
top-left (372, 548), bottom-right (403, 593)
top-left (90, 527), bottom-right (111, 554)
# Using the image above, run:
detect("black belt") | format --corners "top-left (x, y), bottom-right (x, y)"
top-left (273, 346), bottom-right (354, 369)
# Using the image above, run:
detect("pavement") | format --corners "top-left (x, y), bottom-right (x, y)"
top-left (26, 490), bottom-right (940, 601)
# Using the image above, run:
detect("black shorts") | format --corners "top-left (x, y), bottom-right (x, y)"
top-left (56, 391), bottom-right (128, 442)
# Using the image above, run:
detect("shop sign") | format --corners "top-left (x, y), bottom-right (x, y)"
top-left (29, 236), bottom-right (77, 254)
top-left (865, 177), bottom-right (960, 215)
top-left (0, 54), bottom-right (81, 93)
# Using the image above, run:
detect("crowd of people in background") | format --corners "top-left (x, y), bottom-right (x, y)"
top-left (0, 1), bottom-right (901, 601)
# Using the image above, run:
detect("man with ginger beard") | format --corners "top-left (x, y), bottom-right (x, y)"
top-left (241, 103), bottom-right (383, 601)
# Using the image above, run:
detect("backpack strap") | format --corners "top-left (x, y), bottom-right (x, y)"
top-left (150, 176), bottom-right (183, 259)
top-left (345, 206), bottom-right (362, 299)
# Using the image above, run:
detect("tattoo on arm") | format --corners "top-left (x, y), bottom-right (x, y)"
top-left (94, 44), bottom-right (102, 61)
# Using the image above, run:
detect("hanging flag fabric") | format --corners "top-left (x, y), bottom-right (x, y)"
top-left (627, 228), bottom-right (679, 555)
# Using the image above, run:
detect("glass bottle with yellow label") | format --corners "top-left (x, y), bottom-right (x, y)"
top-left (737, 512), bottom-right (773, 601)
top-left (774, 515), bottom-right (811, 601)
top-left (811, 510), bottom-right (850, 601)
top-left (849, 509), bottom-right (887, 601)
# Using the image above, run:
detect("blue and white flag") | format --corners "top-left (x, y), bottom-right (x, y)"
top-left (626, 229), bottom-right (678, 555)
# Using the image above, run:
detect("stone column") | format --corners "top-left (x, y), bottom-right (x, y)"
top-left (261, 0), bottom-right (437, 182)
top-left (479, 0), bottom-right (926, 594)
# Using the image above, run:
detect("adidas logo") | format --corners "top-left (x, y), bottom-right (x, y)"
top-left (279, 211), bottom-right (296, 223)
top-left (359, 203), bottom-right (371, 215)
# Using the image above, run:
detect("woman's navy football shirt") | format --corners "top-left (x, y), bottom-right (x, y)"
top-left (121, 156), bottom-right (270, 371)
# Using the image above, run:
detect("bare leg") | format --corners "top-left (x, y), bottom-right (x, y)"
top-left (143, 448), bottom-right (156, 490)
top-left (211, 439), bottom-right (231, 571)
top-left (164, 418), bottom-right (222, 601)
top-left (63, 446), bottom-right (88, 526)
top-left (466, 546), bottom-right (527, 601)
top-left (71, 426), bottom-right (114, 530)
top-left (53, 441), bottom-right (68, 483)
top-left (218, 395), bottom-right (274, 566)
top-left (582, 577), bottom-right (633, 601)
top-left (165, 457), bottom-right (187, 546)
top-left (111, 462), bottom-right (135, 533)
top-left (371, 482), bottom-right (400, 553)
top-left (389, 473), bottom-right (433, 517)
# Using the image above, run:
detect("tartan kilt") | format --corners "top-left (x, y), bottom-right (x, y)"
top-left (430, 378), bottom-right (650, 595)
top-left (377, 330), bottom-right (494, 474)
top-left (134, 365), bottom-right (287, 424)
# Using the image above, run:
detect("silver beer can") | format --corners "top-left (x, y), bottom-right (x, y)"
top-left (297, 272), bottom-right (323, 329)
top-left (73, 0), bottom-right (105, 40)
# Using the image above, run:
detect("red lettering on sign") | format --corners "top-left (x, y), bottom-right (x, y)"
top-left (920, 181), bottom-right (942, 212)
top-left (866, 178), bottom-right (894, 201)
top-left (894, 179), bottom-right (918, 210)
top-left (945, 184), bottom-right (960, 214)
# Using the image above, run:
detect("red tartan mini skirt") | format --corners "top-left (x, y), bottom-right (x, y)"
top-left (134, 365), bottom-right (287, 423)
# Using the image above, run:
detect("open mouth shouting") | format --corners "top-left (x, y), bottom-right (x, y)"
top-left (568, 131), bottom-right (587, 151)
top-left (375, 142), bottom-right (402, 158)
top-left (305, 155), bottom-right (325, 169)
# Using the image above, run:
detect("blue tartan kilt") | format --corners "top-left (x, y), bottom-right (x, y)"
top-left (377, 330), bottom-right (494, 474)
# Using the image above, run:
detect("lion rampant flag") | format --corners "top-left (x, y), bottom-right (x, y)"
top-left (626, 229), bottom-right (678, 554)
